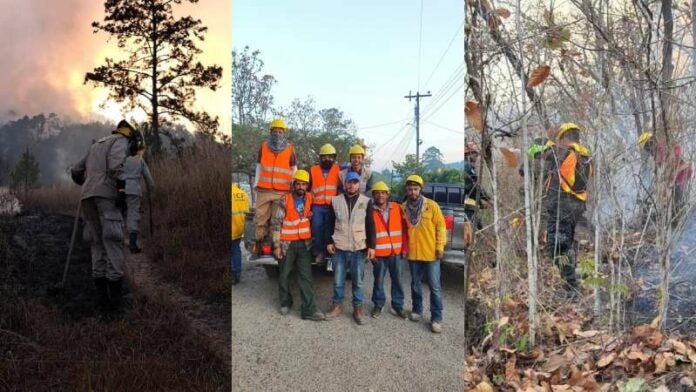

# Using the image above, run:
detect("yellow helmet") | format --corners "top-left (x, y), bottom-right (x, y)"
top-left (556, 122), bottom-right (581, 139)
top-left (405, 174), bottom-right (424, 187)
top-left (371, 181), bottom-right (390, 194)
top-left (293, 170), bottom-right (310, 183)
top-left (269, 118), bottom-right (287, 132)
top-left (319, 143), bottom-right (337, 155)
top-left (349, 144), bottom-right (366, 156)
top-left (638, 132), bottom-right (653, 148)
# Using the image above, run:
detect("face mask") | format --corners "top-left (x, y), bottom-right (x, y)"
top-left (270, 133), bottom-right (282, 145)
top-left (320, 159), bottom-right (334, 169)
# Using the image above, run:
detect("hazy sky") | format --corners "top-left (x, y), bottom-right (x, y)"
top-left (0, 0), bottom-right (231, 131)
top-left (233, 0), bottom-right (465, 170)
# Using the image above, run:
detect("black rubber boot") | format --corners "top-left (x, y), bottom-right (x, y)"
top-left (94, 277), bottom-right (110, 310)
top-left (129, 231), bottom-right (142, 254)
top-left (251, 240), bottom-right (263, 260)
top-left (107, 278), bottom-right (123, 310)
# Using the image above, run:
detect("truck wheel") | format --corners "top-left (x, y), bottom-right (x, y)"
top-left (263, 265), bottom-right (279, 278)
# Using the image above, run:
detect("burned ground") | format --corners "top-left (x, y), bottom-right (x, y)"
top-left (0, 209), bottom-right (229, 391)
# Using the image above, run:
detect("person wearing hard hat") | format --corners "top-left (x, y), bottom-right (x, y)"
top-left (252, 118), bottom-right (297, 258)
top-left (369, 181), bottom-right (408, 319)
top-left (309, 143), bottom-right (341, 264)
top-left (401, 174), bottom-right (447, 333)
top-left (543, 123), bottom-right (592, 298)
top-left (123, 141), bottom-right (155, 254)
top-left (338, 144), bottom-right (373, 196)
top-left (270, 170), bottom-right (325, 321)
top-left (462, 141), bottom-right (492, 232)
top-left (231, 182), bottom-right (250, 285)
top-left (70, 119), bottom-right (142, 311)
top-left (325, 171), bottom-right (376, 325)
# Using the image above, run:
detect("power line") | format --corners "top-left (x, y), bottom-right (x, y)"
top-left (422, 80), bottom-right (464, 121)
top-left (424, 120), bottom-right (464, 134)
top-left (422, 20), bottom-right (464, 89)
top-left (359, 118), bottom-right (410, 130)
top-left (420, 62), bottom-right (464, 117)
top-left (404, 90), bottom-right (432, 164)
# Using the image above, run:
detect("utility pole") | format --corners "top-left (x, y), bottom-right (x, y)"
top-left (404, 90), bottom-right (431, 164)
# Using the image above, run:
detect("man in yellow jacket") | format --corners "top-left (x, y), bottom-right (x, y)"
top-left (401, 175), bottom-right (447, 333)
top-left (231, 182), bottom-right (250, 285)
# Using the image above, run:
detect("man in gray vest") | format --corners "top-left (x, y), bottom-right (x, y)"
top-left (338, 144), bottom-right (373, 196)
top-left (325, 171), bottom-right (376, 325)
top-left (71, 120), bottom-right (141, 311)
top-left (123, 143), bottom-right (155, 253)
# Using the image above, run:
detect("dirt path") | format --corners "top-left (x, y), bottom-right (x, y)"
top-left (126, 251), bottom-right (230, 362)
top-left (232, 249), bottom-right (468, 391)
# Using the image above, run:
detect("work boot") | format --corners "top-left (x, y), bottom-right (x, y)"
top-left (393, 308), bottom-right (408, 319)
top-left (326, 303), bottom-right (342, 320)
top-left (129, 232), bottom-right (141, 254)
top-left (94, 277), bottom-right (110, 310)
top-left (107, 278), bottom-right (123, 310)
top-left (371, 306), bottom-right (383, 318)
top-left (314, 251), bottom-right (325, 264)
top-left (302, 310), bottom-right (326, 321)
top-left (353, 305), bottom-right (365, 325)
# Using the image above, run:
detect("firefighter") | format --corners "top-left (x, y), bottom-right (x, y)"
top-left (272, 170), bottom-right (325, 321)
top-left (462, 142), bottom-right (492, 244)
top-left (369, 181), bottom-right (408, 319)
top-left (338, 144), bottom-right (373, 196)
top-left (309, 143), bottom-right (340, 263)
top-left (231, 182), bottom-right (250, 285)
top-left (543, 123), bottom-right (592, 297)
top-left (402, 175), bottom-right (447, 333)
top-left (252, 118), bottom-right (297, 257)
top-left (123, 142), bottom-right (154, 254)
top-left (70, 119), bottom-right (141, 311)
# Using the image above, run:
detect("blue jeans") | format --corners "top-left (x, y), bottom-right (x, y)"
top-left (372, 256), bottom-right (405, 310)
top-left (409, 260), bottom-right (444, 322)
top-left (332, 249), bottom-right (366, 306)
top-left (311, 205), bottom-right (331, 254)
top-left (231, 239), bottom-right (242, 279)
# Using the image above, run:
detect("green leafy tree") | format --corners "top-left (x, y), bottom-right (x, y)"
top-left (425, 168), bottom-right (462, 184)
top-left (422, 146), bottom-right (445, 171)
top-left (10, 148), bottom-right (40, 199)
top-left (85, 0), bottom-right (223, 154)
top-left (391, 154), bottom-right (425, 197)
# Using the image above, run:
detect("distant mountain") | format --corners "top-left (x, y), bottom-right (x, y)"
top-left (444, 160), bottom-right (465, 170)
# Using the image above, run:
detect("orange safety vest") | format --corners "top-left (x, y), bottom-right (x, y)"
top-left (280, 193), bottom-right (313, 241)
top-left (547, 142), bottom-right (592, 202)
top-left (258, 142), bottom-right (294, 191)
top-left (373, 202), bottom-right (403, 257)
top-left (310, 164), bottom-right (340, 205)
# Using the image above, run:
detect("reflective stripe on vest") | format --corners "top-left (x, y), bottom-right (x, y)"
top-left (280, 193), bottom-right (313, 241)
top-left (257, 142), bottom-right (294, 191)
top-left (373, 202), bottom-right (403, 257)
top-left (310, 164), bottom-right (340, 205)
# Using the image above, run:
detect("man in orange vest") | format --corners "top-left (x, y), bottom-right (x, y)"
top-left (543, 123), bottom-right (592, 297)
top-left (253, 118), bottom-right (297, 257)
top-left (309, 143), bottom-right (340, 263)
top-left (369, 181), bottom-right (408, 319)
top-left (271, 170), bottom-right (325, 321)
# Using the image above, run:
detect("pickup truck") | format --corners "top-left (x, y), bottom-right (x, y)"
top-left (244, 183), bottom-right (471, 277)
top-left (419, 183), bottom-right (469, 267)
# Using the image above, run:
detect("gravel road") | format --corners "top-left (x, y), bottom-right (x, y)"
top-left (232, 251), bottom-right (466, 391)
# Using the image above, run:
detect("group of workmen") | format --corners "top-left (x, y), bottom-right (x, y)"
top-left (71, 120), bottom-right (154, 312)
top-left (231, 118), bottom-right (448, 333)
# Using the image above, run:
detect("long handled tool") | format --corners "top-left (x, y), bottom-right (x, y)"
top-left (58, 200), bottom-right (82, 289)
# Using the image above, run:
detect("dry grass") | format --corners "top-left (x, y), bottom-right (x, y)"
top-left (0, 293), bottom-right (228, 391)
top-left (21, 184), bottom-right (81, 215)
top-left (145, 136), bottom-right (231, 303)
